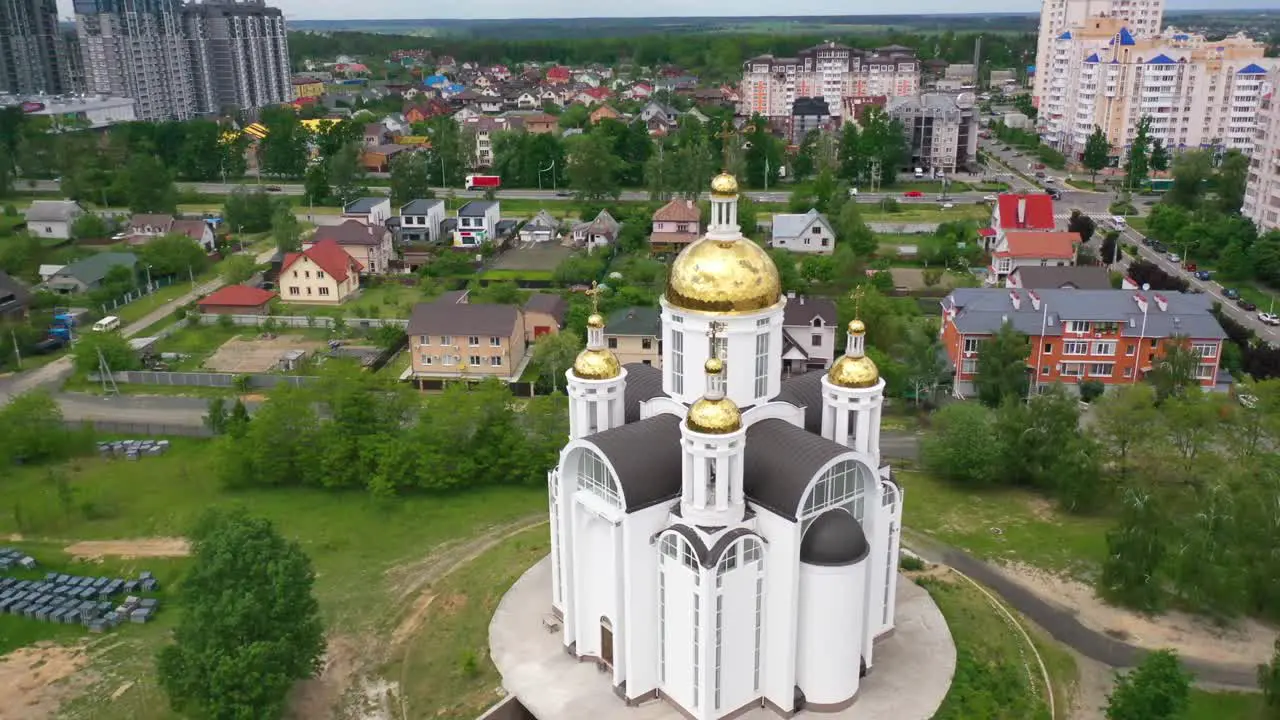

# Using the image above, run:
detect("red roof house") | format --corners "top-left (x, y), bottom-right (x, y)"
top-left (280, 238), bottom-right (363, 304)
top-left (994, 194), bottom-right (1056, 231)
top-left (198, 285), bottom-right (277, 315)
top-left (990, 230), bottom-right (1080, 283)
top-left (545, 66), bottom-right (572, 84)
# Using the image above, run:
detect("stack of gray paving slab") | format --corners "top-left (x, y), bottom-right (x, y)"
top-left (0, 550), bottom-right (160, 633)
top-left (96, 440), bottom-right (169, 460)
top-left (0, 548), bottom-right (36, 571)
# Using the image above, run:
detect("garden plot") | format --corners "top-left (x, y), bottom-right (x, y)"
top-left (204, 334), bottom-right (327, 373)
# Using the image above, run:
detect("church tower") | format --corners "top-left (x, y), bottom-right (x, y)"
top-left (679, 342), bottom-right (747, 527)
top-left (821, 311), bottom-right (885, 466)
top-left (566, 285), bottom-right (626, 439)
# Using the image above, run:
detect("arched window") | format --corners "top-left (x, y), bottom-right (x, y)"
top-left (881, 481), bottom-right (897, 509)
top-left (800, 459), bottom-right (868, 534)
top-left (659, 532), bottom-right (698, 572)
top-left (577, 449), bottom-right (621, 508)
top-left (658, 531), bottom-right (698, 700)
top-left (711, 536), bottom-right (766, 702)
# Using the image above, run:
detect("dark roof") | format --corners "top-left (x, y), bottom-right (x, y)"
top-left (406, 300), bottom-right (521, 337)
top-left (312, 219), bottom-right (389, 246)
top-left (343, 197), bottom-right (386, 214)
top-left (664, 525), bottom-right (764, 568)
top-left (523, 293), bottom-right (566, 322)
top-left (586, 413), bottom-right (683, 512)
top-left (775, 370), bottom-right (825, 434)
top-left (606, 306), bottom-right (661, 336)
top-left (782, 296), bottom-right (837, 327)
top-left (53, 252), bottom-right (137, 285)
top-left (743, 418), bottom-right (850, 520)
top-left (800, 509), bottom-right (870, 566)
top-left (1009, 265), bottom-right (1111, 290)
top-left (623, 362), bottom-right (665, 423)
top-left (458, 200), bottom-right (498, 216)
top-left (0, 270), bottom-right (31, 313)
top-left (401, 199), bottom-right (443, 215)
top-left (946, 288), bottom-right (1226, 340)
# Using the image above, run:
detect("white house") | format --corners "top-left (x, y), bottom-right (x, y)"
top-left (782, 295), bottom-right (839, 375)
top-left (770, 209), bottom-right (836, 255)
top-left (25, 201), bottom-right (84, 240)
top-left (520, 210), bottom-right (560, 243)
top-left (455, 200), bottom-right (501, 247)
top-left (547, 174), bottom-right (903, 719)
top-left (399, 199), bottom-right (445, 243)
top-left (342, 197), bottom-right (392, 227)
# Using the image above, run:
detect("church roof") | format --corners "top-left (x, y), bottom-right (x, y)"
top-left (743, 419), bottom-right (852, 520)
top-left (800, 509), bottom-right (870, 566)
top-left (587, 413), bottom-right (683, 511)
top-left (664, 525), bottom-right (763, 568)
top-left (622, 362), bottom-right (665, 423)
top-left (774, 370), bottom-right (825, 434)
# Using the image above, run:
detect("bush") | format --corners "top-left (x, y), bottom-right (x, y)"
top-left (900, 554), bottom-right (926, 571)
top-left (1080, 380), bottom-right (1106, 403)
top-left (1109, 201), bottom-right (1138, 216)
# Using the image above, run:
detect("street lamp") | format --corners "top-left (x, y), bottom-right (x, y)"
top-left (145, 264), bottom-right (153, 293)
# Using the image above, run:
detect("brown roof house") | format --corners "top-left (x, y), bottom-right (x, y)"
top-left (306, 219), bottom-right (394, 274)
top-left (523, 293), bottom-right (566, 341)
top-left (197, 285), bottom-right (277, 315)
top-left (127, 214), bottom-right (215, 252)
top-left (649, 198), bottom-right (700, 255)
top-left (406, 299), bottom-right (529, 382)
top-left (571, 210), bottom-right (620, 253)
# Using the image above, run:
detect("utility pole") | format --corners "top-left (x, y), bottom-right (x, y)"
top-left (11, 329), bottom-right (20, 370)
top-left (97, 348), bottom-right (119, 395)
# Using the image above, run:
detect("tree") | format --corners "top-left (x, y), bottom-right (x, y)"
top-left (1148, 139), bottom-right (1169, 174)
top-left (1125, 116), bottom-right (1152, 190)
top-left (70, 213), bottom-right (111, 241)
top-left (566, 132), bottom-right (622, 202)
top-left (834, 201), bottom-right (878, 258)
top-left (1090, 384), bottom-right (1158, 481)
top-left (71, 330), bottom-right (141, 374)
top-left (141, 234), bottom-right (210, 277)
top-left (223, 188), bottom-right (276, 234)
top-left (221, 255), bottom-right (257, 285)
top-left (974, 322), bottom-right (1029, 408)
top-left (424, 116), bottom-right (471, 187)
top-left (792, 129), bottom-right (818, 180)
top-left (115, 154), bottom-right (177, 214)
top-left (897, 326), bottom-right (948, 405)
top-left (743, 114), bottom-right (784, 189)
top-left (0, 390), bottom-right (87, 466)
top-left (1261, 638), bottom-right (1280, 718)
top-left (1105, 650), bottom-right (1191, 720)
top-left (1099, 231), bottom-right (1120, 266)
top-left (257, 106), bottom-right (309, 178)
top-left (1217, 149), bottom-right (1250, 215)
top-left (303, 163), bottom-right (330, 206)
top-left (1066, 210), bottom-right (1096, 244)
top-left (271, 202), bottom-right (302, 253)
top-left (389, 151), bottom-right (434, 205)
top-left (157, 508), bottom-right (324, 720)
top-left (1101, 488), bottom-right (1168, 610)
top-left (1147, 339), bottom-right (1199, 402)
top-left (857, 106), bottom-right (908, 187)
top-left (1082, 126), bottom-right (1111, 183)
top-left (327, 143), bottom-right (367, 206)
top-left (204, 397), bottom-right (229, 435)
top-left (528, 330), bottom-right (582, 393)
top-left (921, 403), bottom-right (1001, 485)
top-left (1166, 149), bottom-right (1212, 209)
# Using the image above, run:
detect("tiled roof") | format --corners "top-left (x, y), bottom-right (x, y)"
top-left (128, 213), bottom-right (174, 231)
top-left (170, 219), bottom-right (210, 242)
top-left (781, 296), bottom-right (837, 326)
top-left (999, 231), bottom-right (1078, 259)
top-left (198, 285), bottom-right (276, 307)
top-left (282, 239), bottom-right (361, 282)
top-left (996, 194), bottom-right (1055, 230)
top-left (406, 300), bottom-right (521, 337)
top-left (312, 219), bottom-right (388, 247)
top-left (653, 198), bottom-right (700, 223)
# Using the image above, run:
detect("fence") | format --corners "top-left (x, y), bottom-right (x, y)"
top-left (196, 314), bottom-right (409, 330)
top-left (67, 420), bottom-right (212, 438)
top-left (99, 276), bottom-right (182, 316)
top-left (88, 370), bottom-right (315, 389)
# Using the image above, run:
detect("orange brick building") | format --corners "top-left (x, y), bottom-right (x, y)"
top-left (941, 288), bottom-right (1227, 396)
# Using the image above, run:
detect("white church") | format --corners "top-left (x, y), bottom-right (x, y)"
top-left (547, 173), bottom-right (905, 719)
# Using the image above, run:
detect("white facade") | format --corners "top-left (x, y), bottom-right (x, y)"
top-left (741, 42), bottom-right (919, 118)
top-left (1033, 0), bottom-right (1165, 104)
top-left (548, 183), bottom-right (904, 719)
top-left (398, 199), bottom-right (446, 243)
top-left (1245, 86), bottom-right (1280, 233)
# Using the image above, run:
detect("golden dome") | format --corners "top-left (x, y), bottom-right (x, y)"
top-left (686, 397), bottom-right (743, 434)
top-left (587, 313), bottom-right (605, 329)
top-left (705, 357), bottom-right (725, 374)
top-left (572, 348), bottom-right (621, 380)
top-left (848, 319), bottom-right (866, 335)
top-left (710, 172), bottom-right (739, 197)
top-left (665, 236), bottom-right (782, 313)
top-left (827, 355), bottom-right (880, 389)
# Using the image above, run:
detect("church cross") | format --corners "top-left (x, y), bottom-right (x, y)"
top-left (849, 286), bottom-right (866, 319)
top-left (707, 321), bottom-right (727, 359)
top-left (585, 281), bottom-right (601, 315)
top-left (716, 123), bottom-right (755, 170)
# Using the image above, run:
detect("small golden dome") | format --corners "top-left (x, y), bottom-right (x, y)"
top-left (587, 313), bottom-right (605, 329)
top-left (848, 319), bottom-right (866, 335)
top-left (710, 172), bottom-right (739, 197)
top-left (705, 357), bottom-right (724, 374)
top-left (572, 348), bottom-right (621, 380)
top-left (686, 397), bottom-right (743, 434)
top-left (827, 355), bottom-right (881, 389)
top-left (665, 236), bottom-right (782, 313)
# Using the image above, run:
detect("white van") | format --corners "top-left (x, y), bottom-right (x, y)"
top-left (1110, 216), bottom-right (1127, 229)
top-left (92, 316), bottom-right (121, 332)
top-left (913, 167), bottom-right (925, 179)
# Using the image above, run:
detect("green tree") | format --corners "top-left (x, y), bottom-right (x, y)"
top-left (425, 116), bottom-right (471, 187)
top-left (792, 129), bottom-right (819, 180)
top-left (1147, 338), bottom-right (1199, 402)
top-left (1125, 116), bottom-right (1153, 190)
top-left (1067, 210), bottom-right (1096, 244)
top-left (0, 390), bottom-right (87, 465)
top-left (140, 233), bottom-right (210, 277)
top-left (1167, 149), bottom-right (1212, 209)
top-left (70, 213), bottom-right (110, 241)
top-left (71, 330), bottom-right (142, 374)
top-left (566, 132), bottom-right (622, 201)
top-left (327, 143), bottom-right (367, 206)
top-left (1082, 126), bottom-right (1111, 183)
top-left (303, 163), bottom-right (330, 206)
top-left (1105, 650), bottom-right (1191, 720)
top-left (743, 114), bottom-right (784, 189)
top-left (921, 402), bottom-right (1001, 485)
top-left (389, 151), bottom-right (434, 205)
top-left (1101, 488), bottom-right (1168, 610)
top-left (157, 508), bottom-right (325, 720)
top-left (204, 397), bottom-right (229, 435)
top-left (223, 188), bottom-right (276, 234)
top-left (115, 154), bottom-right (177, 214)
top-left (220, 255), bottom-right (257, 285)
top-left (1217, 149), bottom-right (1250, 214)
top-left (271, 202), bottom-right (302, 254)
top-left (1090, 384), bottom-right (1158, 482)
top-left (559, 104), bottom-right (590, 130)
top-left (834, 201), bottom-right (878, 258)
top-left (897, 326), bottom-right (948, 405)
top-left (1148, 139), bottom-right (1169, 174)
top-left (1261, 638), bottom-right (1280, 718)
top-left (973, 322), bottom-right (1029, 408)
top-left (258, 106), bottom-right (309, 177)
top-left (176, 120), bottom-right (227, 181)
top-left (529, 330), bottom-right (582, 393)
top-left (858, 106), bottom-right (909, 186)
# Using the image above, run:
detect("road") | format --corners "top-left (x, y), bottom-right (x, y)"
top-left (978, 136), bottom-right (1119, 217)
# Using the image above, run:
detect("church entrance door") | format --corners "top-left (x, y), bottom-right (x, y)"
top-left (600, 619), bottom-right (614, 667)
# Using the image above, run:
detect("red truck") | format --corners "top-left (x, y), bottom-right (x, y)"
top-left (465, 174), bottom-right (501, 191)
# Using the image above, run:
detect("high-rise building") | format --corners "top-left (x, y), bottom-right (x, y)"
top-left (75, 0), bottom-right (196, 121)
top-left (1244, 87), bottom-right (1280, 233)
top-left (888, 92), bottom-right (980, 174)
top-left (1033, 0), bottom-right (1165, 105)
top-left (0, 0), bottom-right (68, 94)
top-left (1036, 18), bottom-right (1275, 160)
top-left (183, 0), bottom-right (290, 116)
top-left (741, 42), bottom-right (919, 118)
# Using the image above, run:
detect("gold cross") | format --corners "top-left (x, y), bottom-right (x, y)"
top-left (849, 286), bottom-right (865, 319)
top-left (715, 123), bottom-right (755, 170)
top-left (584, 281), bottom-right (601, 315)
top-left (707, 321), bottom-right (727, 358)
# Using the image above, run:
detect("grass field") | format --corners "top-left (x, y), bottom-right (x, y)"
top-left (111, 274), bottom-right (213, 324)
top-left (863, 204), bottom-right (990, 224)
top-left (1187, 689), bottom-right (1266, 719)
top-left (899, 470), bottom-right (1111, 579)
top-left (342, 281), bottom-right (428, 318)
top-left (1, 439), bottom-right (546, 719)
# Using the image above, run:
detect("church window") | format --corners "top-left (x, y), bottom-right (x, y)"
top-left (671, 330), bottom-right (685, 394)
top-left (705, 461), bottom-right (717, 507)
top-left (576, 450), bottom-right (621, 508)
top-left (800, 460), bottom-right (866, 534)
top-left (753, 576), bottom-right (764, 691)
top-left (682, 541), bottom-right (698, 571)
top-left (692, 593), bottom-right (701, 707)
top-left (659, 570), bottom-right (667, 682)
top-left (714, 594), bottom-right (724, 709)
top-left (884, 522), bottom-right (895, 624)
top-left (754, 333), bottom-right (769, 398)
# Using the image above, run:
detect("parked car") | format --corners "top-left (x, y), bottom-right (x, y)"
top-left (1151, 242), bottom-right (1167, 253)
top-left (941, 203), bottom-right (955, 209)
top-left (1237, 298), bottom-right (1258, 311)
top-left (1047, 189), bottom-right (1062, 200)
top-left (1034, 171), bottom-right (1047, 179)
top-left (903, 190), bottom-right (924, 198)
top-left (1167, 253), bottom-right (1181, 263)
top-left (1258, 312), bottom-right (1280, 326)
top-left (1238, 394), bottom-right (1259, 409)
top-left (983, 194), bottom-right (999, 202)
top-left (1194, 270), bottom-right (1212, 281)
top-left (1223, 287), bottom-right (1240, 299)
top-left (1182, 261), bottom-right (1197, 272)
top-left (1034, 163), bottom-right (1046, 170)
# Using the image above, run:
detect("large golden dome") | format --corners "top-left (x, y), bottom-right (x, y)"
top-left (665, 236), bottom-right (782, 313)
top-left (573, 348), bottom-right (621, 380)
top-left (828, 355), bottom-right (880, 389)
top-left (710, 172), bottom-right (739, 197)
top-left (686, 397), bottom-right (742, 434)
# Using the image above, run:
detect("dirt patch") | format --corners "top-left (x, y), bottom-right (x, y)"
top-left (4, 534), bottom-right (23, 542)
top-left (1024, 496), bottom-right (1057, 523)
top-left (205, 334), bottom-right (327, 374)
top-left (64, 538), bottom-right (190, 560)
top-left (1066, 648), bottom-right (1113, 720)
top-left (1000, 562), bottom-right (1278, 665)
top-left (286, 633), bottom-right (370, 720)
top-left (388, 594), bottom-right (436, 647)
top-left (0, 642), bottom-right (95, 720)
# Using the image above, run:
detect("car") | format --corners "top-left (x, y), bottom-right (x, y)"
top-left (1237, 299), bottom-right (1258, 311)
top-left (1110, 216), bottom-right (1127, 228)
top-left (1047, 189), bottom-right (1062, 200)
top-left (1044, 176), bottom-right (1056, 184)
top-left (1167, 253), bottom-right (1181, 263)
top-left (941, 203), bottom-right (955, 209)
top-left (265, 185), bottom-right (283, 192)
top-left (1151, 242), bottom-right (1167, 253)
top-left (555, 189), bottom-right (571, 197)
top-left (1034, 171), bottom-right (1046, 179)
top-left (1258, 312), bottom-right (1280, 326)
top-left (1194, 270), bottom-right (1212, 281)
top-left (1034, 163), bottom-right (1046, 170)
top-left (848, 187), bottom-right (859, 197)
top-left (903, 190), bottom-right (924, 198)
top-left (1141, 237), bottom-right (1153, 246)
top-left (1223, 287), bottom-right (1240, 299)
top-left (1182, 261), bottom-right (1197, 272)
top-left (983, 194), bottom-right (999, 202)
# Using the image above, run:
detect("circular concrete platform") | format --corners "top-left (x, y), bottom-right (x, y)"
top-left (489, 557), bottom-right (956, 719)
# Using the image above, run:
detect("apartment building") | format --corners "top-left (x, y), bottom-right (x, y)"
top-left (0, 0), bottom-right (68, 94)
top-left (461, 114), bottom-right (524, 166)
top-left (941, 288), bottom-right (1226, 397)
top-left (741, 41), bottom-right (919, 118)
top-left (1033, 0), bottom-right (1165, 105)
top-left (1037, 19), bottom-right (1276, 159)
top-left (1244, 87), bottom-right (1280, 233)
top-left (183, 0), bottom-right (291, 116)
top-left (888, 92), bottom-right (979, 174)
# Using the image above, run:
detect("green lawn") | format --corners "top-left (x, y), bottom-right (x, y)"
top-left (1187, 689), bottom-right (1265, 719)
top-left (111, 273), bottom-right (213, 324)
top-left (342, 281), bottom-right (429, 318)
top-left (480, 268), bottom-right (554, 281)
top-left (899, 470), bottom-right (1112, 579)
top-left (2, 439), bottom-right (547, 719)
top-left (863, 205), bottom-right (990, 224)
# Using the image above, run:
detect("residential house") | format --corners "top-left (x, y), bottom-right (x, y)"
top-left (624, 82), bottom-right (654, 100)
top-left (381, 114), bottom-right (408, 135)
top-left (291, 77), bottom-right (325, 99)
top-left (572, 210), bottom-right (621, 252)
top-left (170, 219), bottom-right (217, 252)
top-left (280, 239), bottom-right (362, 304)
top-left (545, 66), bottom-right (572, 84)
top-left (307, 220), bottom-right (394, 275)
top-left (941, 288), bottom-right (1227, 395)
top-left (363, 123), bottom-right (389, 147)
top-left (1007, 266), bottom-right (1111, 290)
top-left (399, 199), bottom-right (445, 243)
top-left (538, 87), bottom-right (563, 107)
top-left (638, 101), bottom-right (680, 135)
top-left (406, 300), bottom-right (528, 381)
top-left (989, 231), bottom-right (1078, 284)
top-left (478, 92), bottom-right (504, 114)
top-left (453, 106), bottom-right (482, 123)
top-left (604, 306), bottom-right (662, 367)
top-left (987, 193), bottom-right (1056, 250)
top-left (38, 264), bottom-right (64, 282)
top-left (126, 213), bottom-right (175, 243)
top-left (589, 104), bottom-right (622, 124)
top-left (781, 295), bottom-right (838, 374)
top-left (46, 252), bottom-right (137, 294)
top-left (455, 201), bottom-right (501, 247)
top-left (361, 144), bottom-right (409, 172)
top-left (24, 201), bottom-right (83, 240)
top-left (0, 270), bottom-right (31, 319)
top-left (524, 293), bottom-right (566, 340)
top-left (519, 210), bottom-right (560, 243)
top-left (197, 285), bottom-right (277, 315)
top-left (790, 96), bottom-right (835, 145)
top-left (649, 199), bottom-right (700, 255)
top-left (508, 90), bottom-right (540, 110)
top-left (523, 113), bottom-right (558, 134)
top-left (489, 64), bottom-right (512, 81)
top-left (770, 209), bottom-right (837, 255)
top-left (404, 99), bottom-right (451, 124)
top-left (342, 197), bottom-right (392, 226)
top-left (577, 87), bottom-right (611, 106)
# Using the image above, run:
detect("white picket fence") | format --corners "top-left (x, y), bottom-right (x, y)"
top-left (197, 314), bottom-right (408, 329)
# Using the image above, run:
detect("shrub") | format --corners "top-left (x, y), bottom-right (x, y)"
top-left (1079, 380), bottom-right (1106, 403)
top-left (900, 554), bottom-right (926, 572)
